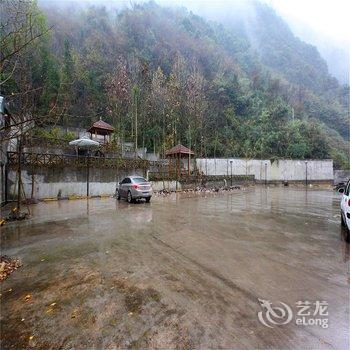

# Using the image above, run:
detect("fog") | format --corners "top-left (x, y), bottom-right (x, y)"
top-left (161, 0), bottom-right (350, 84)
top-left (266, 0), bottom-right (349, 84)
top-left (38, 0), bottom-right (349, 84)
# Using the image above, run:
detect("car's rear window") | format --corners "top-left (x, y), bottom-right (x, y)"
top-left (133, 177), bottom-right (147, 184)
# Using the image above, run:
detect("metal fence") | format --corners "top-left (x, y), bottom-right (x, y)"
top-left (7, 152), bottom-right (149, 170)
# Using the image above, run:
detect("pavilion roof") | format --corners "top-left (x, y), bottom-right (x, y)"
top-left (87, 119), bottom-right (114, 134)
top-left (165, 144), bottom-right (194, 156)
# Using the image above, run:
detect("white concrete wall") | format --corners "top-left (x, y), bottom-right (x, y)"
top-left (151, 181), bottom-right (180, 191)
top-left (196, 158), bottom-right (333, 181)
top-left (8, 169), bottom-right (123, 199)
top-left (21, 181), bottom-right (116, 198)
top-left (7, 169), bottom-right (181, 199)
top-left (6, 158), bottom-right (334, 200)
top-left (15, 180), bottom-right (180, 198)
top-left (7, 170), bottom-right (116, 198)
top-left (270, 159), bottom-right (333, 181)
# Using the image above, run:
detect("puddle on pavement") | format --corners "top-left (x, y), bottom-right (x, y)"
top-left (0, 187), bottom-right (348, 349)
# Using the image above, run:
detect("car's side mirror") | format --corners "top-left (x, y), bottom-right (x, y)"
top-left (338, 188), bottom-right (344, 193)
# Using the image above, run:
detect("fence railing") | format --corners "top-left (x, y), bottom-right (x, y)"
top-left (7, 152), bottom-right (149, 170)
top-left (23, 136), bottom-right (122, 154)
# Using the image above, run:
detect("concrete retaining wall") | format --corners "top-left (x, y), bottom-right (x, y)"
top-left (8, 168), bottom-right (181, 199)
top-left (7, 166), bottom-right (146, 200)
top-left (196, 158), bottom-right (333, 183)
top-left (151, 181), bottom-right (180, 191)
top-left (5, 157), bottom-right (335, 200)
top-left (21, 180), bottom-right (117, 199)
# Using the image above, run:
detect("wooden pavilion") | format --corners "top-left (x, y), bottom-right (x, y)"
top-left (88, 118), bottom-right (114, 143)
top-left (165, 144), bottom-right (194, 178)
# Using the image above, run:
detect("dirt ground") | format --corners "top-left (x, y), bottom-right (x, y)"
top-left (0, 187), bottom-right (349, 349)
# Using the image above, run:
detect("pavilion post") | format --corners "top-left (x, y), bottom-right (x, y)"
top-left (188, 153), bottom-right (190, 176)
top-left (17, 138), bottom-right (22, 211)
top-left (86, 152), bottom-right (90, 197)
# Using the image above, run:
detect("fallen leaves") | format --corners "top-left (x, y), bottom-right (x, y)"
top-left (155, 186), bottom-right (242, 197)
top-left (0, 256), bottom-right (22, 282)
top-left (109, 319), bottom-right (118, 326)
top-left (28, 335), bottom-right (35, 347)
top-left (71, 308), bottom-right (79, 319)
top-left (45, 302), bottom-right (58, 314)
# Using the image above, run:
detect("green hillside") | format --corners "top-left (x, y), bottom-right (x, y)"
top-left (2, 0), bottom-right (349, 167)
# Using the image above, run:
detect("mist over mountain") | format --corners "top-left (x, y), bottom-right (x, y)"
top-left (162, 0), bottom-right (349, 85)
top-left (5, 0), bottom-right (350, 167)
top-left (38, 0), bottom-right (349, 84)
top-left (283, 20), bottom-right (349, 85)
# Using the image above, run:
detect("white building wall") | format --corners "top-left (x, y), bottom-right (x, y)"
top-left (196, 158), bottom-right (333, 181)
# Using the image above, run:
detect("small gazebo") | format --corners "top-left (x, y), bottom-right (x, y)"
top-left (87, 118), bottom-right (114, 143)
top-left (165, 144), bottom-right (194, 178)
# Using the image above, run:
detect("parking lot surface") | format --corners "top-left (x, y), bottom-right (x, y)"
top-left (0, 187), bottom-right (349, 349)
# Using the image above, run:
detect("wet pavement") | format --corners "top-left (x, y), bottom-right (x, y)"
top-left (0, 187), bottom-right (349, 349)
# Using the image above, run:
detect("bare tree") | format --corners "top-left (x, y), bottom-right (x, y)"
top-left (185, 62), bottom-right (207, 156)
top-left (0, 0), bottom-right (62, 211)
top-left (151, 67), bottom-right (167, 153)
top-left (0, 0), bottom-right (59, 140)
top-left (105, 56), bottom-right (131, 138)
top-left (1, 0), bottom-right (51, 80)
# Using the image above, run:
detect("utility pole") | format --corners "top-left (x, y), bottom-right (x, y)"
top-left (86, 151), bottom-right (90, 197)
top-left (230, 160), bottom-right (233, 186)
top-left (17, 138), bottom-right (22, 211)
top-left (188, 122), bottom-right (191, 177)
top-left (135, 97), bottom-right (138, 159)
top-left (132, 85), bottom-right (140, 159)
top-left (305, 160), bottom-right (308, 186)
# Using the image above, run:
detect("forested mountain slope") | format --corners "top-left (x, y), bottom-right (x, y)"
top-left (226, 2), bottom-right (349, 138)
top-left (2, 1), bottom-right (349, 167)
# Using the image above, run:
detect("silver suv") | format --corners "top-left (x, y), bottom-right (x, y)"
top-left (117, 176), bottom-right (153, 203)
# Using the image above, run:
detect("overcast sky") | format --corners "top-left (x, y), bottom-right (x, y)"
top-left (47, 0), bottom-right (349, 46)
top-left (266, 0), bottom-right (350, 45)
top-left (161, 0), bottom-right (349, 46)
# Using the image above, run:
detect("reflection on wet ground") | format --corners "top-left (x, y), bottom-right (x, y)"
top-left (0, 187), bottom-right (349, 349)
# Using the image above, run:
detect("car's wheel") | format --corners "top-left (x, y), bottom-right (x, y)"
top-left (346, 231), bottom-right (350, 243)
top-left (341, 212), bottom-right (346, 227)
top-left (127, 191), bottom-right (133, 203)
top-left (116, 190), bottom-right (121, 200)
top-left (340, 212), bottom-right (350, 242)
top-left (145, 197), bottom-right (151, 203)
top-left (344, 225), bottom-right (350, 243)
